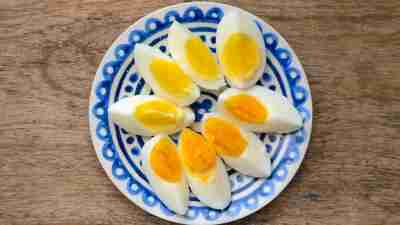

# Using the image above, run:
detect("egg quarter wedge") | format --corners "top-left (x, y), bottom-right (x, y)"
top-left (109, 95), bottom-right (194, 136)
top-left (134, 43), bottom-right (200, 106)
top-left (217, 86), bottom-right (303, 133)
top-left (168, 21), bottom-right (226, 90)
top-left (201, 113), bottom-right (271, 177)
top-left (217, 11), bottom-right (266, 89)
top-left (178, 128), bottom-right (231, 209)
top-left (142, 135), bottom-right (189, 215)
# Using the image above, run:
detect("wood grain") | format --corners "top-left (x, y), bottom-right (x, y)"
top-left (1, 0), bottom-right (400, 224)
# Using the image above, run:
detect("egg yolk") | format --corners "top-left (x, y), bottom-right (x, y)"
top-left (220, 33), bottom-right (261, 81)
top-left (134, 100), bottom-right (184, 131)
top-left (179, 128), bottom-right (216, 182)
top-left (150, 137), bottom-right (182, 183)
top-left (150, 58), bottom-right (194, 97)
top-left (224, 94), bottom-right (268, 124)
top-left (203, 117), bottom-right (247, 157)
top-left (185, 37), bottom-right (219, 80)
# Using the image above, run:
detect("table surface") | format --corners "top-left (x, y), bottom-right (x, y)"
top-left (1, 0), bottom-right (400, 224)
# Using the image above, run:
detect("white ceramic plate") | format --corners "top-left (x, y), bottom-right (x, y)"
top-left (89, 2), bottom-right (312, 224)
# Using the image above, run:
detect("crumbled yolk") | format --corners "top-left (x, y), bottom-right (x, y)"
top-left (134, 100), bottom-right (184, 132)
top-left (150, 137), bottom-right (182, 183)
top-left (224, 94), bottom-right (268, 124)
top-left (203, 117), bottom-right (247, 157)
top-left (185, 37), bottom-right (219, 80)
top-left (220, 33), bottom-right (261, 81)
top-left (150, 58), bottom-right (194, 97)
top-left (179, 128), bottom-right (216, 182)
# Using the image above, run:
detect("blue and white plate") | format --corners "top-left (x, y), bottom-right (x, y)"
top-left (89, 2), bottom-right (312, 224)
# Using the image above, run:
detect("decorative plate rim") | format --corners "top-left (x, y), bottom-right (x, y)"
top-left (89, 2), bottom-right (313, 224)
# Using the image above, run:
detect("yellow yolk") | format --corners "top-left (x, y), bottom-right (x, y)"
top-left (150, 137), bottom-right (182, 183)
top-left (185, 37), bottom-right (219, 80)
top-left (179, 128), bottom-right (216, 182)
top-left (134, 100), bottom-right (184, 131)
top-left (220, 33), bottom-right (261, 81)
top-left (203, 117), bottom-right (247, 157)
top-left (224, 94), bottom-right (268, 124)
top-left (150, 58), bottom-right (194, 97)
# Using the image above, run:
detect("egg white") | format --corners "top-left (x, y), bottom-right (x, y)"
top-left (177, 131), bottom-right (231, 209)
top-left (217, 86), bottom-right (303, 133)
top-left (142, 135), bottom-right (189, 215)
top-left (216, 11), bottom-right (266, 89)
top-left (134, 43), bottom-right (200, 106)
top-left (168, 21), bottom-right (226, 90)
top-left (109, 95), bottom-right (194, 136)
top-left (201, 113), bottom-right (271, 177)
top-left (184, 157), bottom-right (231, 210)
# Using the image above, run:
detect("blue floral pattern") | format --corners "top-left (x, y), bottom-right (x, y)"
top-left (90, 3), bottom-right (312, 224)
top-left (190, 93), bottom-right (217, 122)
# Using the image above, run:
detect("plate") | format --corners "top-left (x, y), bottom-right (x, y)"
top-left (89, 2), bottom-right (312, 224)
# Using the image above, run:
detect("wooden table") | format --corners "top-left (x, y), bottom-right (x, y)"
top-left (1, 0), bottom-right (400, 224)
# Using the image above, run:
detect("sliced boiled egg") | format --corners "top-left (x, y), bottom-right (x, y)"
top-left (142, 135), bottom-right (189, 214)
top-left (134, 44), bottom-right (200, 106)
top-left (109, 95), bottom-right (194, 136)
top-left (178, 128), bottom-right (231, 209)
top-left (217, 86), bottom-right (303, 133)
top-left (168, 21), bottom-right (226, 90)
top-left (216, 11), bottom-right (266, 88)
top-left (202, 113), bottom-right (271, 177)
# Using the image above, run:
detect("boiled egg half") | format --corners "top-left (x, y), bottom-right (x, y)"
top-left (134, 44), bottom-right (200, 106)
top-left (109, 95), bottom-right (194, 136)
top-left (168, 21), bottom-right (226, 90)
top-left (142, 135), bottom-right (189, 214)
top-left (217, 11), bottom-right (266, 88)
top-left (217, 86), bottom-right (303, 133)
top-left (178, 128), bottom-right (231, 209)
top-left (202, 113), bottom-right (271, 177)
